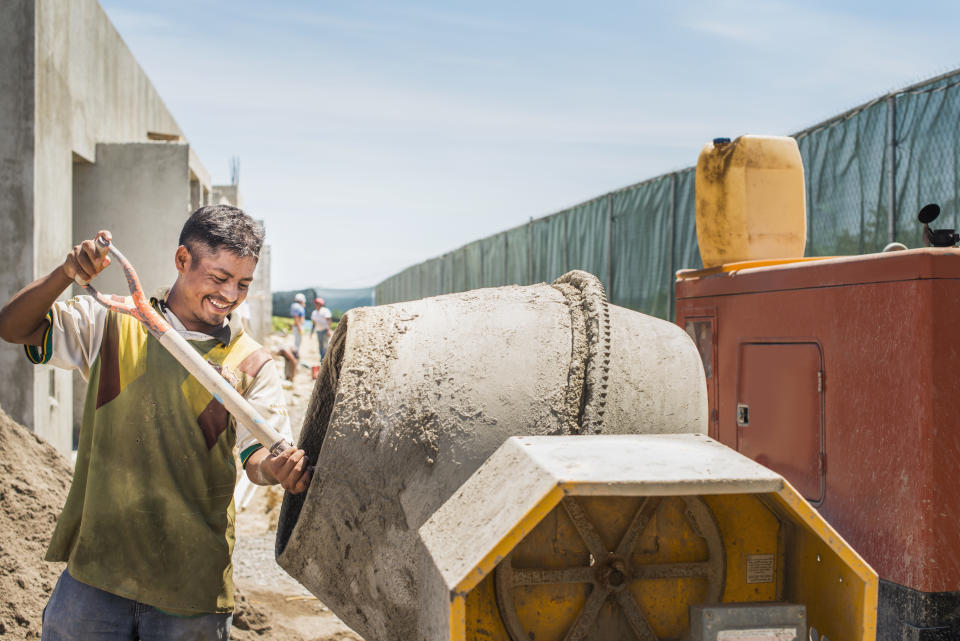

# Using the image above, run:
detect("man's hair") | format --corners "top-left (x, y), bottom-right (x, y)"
top-left (179, 205), bottom-right (264, 260)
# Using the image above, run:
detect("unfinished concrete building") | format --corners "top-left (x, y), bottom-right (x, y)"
top-left (0, 0), bottom-right (272, 456)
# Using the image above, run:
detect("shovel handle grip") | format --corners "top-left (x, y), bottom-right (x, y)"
top-left (73, 234), bottom-right (111, 288)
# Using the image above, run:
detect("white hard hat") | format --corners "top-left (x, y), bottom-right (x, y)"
top-left (294, 293), bottom-right (306, 303)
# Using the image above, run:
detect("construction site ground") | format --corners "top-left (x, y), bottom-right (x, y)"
top-left (0, 325), bottom-right (361, 641)
top-left (233, 326), bottom-right (361, 641)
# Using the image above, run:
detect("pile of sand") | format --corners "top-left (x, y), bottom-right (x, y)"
top-left (0, 406), bottom-right (71, 640)
top-left (231, 585), bottom-right (282, 640)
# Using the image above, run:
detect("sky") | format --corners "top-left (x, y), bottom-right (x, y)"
top-left (99, 0), bottom-right (960, 290)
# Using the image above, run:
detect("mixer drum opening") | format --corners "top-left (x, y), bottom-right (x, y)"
top-left (275, 314), bottom-right (348, 558)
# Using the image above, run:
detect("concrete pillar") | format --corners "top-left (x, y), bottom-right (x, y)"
top-left (190, 175), bottom-right (201, 211)
top-left (249, 243), bottom-right (272, 340)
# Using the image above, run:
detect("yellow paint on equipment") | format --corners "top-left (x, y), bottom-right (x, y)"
top-left (768, 482), bottom-right (878, 641)
top-left (675, 256), bottom-right (835, 280)
top-left (695, 135), bottom-right (807, 268)
top-left (419, 435), bottom-right (877, 641)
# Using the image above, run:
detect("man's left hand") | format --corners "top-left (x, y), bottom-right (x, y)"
top-left (248, 446), bottom-right (311, 494)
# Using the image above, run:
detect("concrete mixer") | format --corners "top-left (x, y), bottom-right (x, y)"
top-left (275, 270), bottom-right (876, 641)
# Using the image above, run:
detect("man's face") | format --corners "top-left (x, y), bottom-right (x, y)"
top-left (174, 244), bottom-right (257, 328)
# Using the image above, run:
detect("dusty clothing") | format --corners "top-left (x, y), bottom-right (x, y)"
top-left (25, 294), bottom-right (291, 615)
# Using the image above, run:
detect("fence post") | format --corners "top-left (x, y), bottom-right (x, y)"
top-left (527, 217), bottom-right (534, 284)
top-left (503, 233), bottom-right (508, 286)
top-left (606, 195), bottom-right (613, 299)
top-left (669, 173), bottom-right (677, 320)
top-left (886, 93), bottom-right (897, 243)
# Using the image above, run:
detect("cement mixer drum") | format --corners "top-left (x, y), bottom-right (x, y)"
top-left (276, 271), bottom-right (708, 641)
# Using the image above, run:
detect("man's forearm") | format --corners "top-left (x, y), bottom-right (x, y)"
top-left (0, 266), bottom-right (72, 345)
top-left (245, 448), bottom-right (277, 486)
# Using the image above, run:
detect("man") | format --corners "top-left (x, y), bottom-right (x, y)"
top-left (289, 292), bottom-right (306, 357)
top-left (0, 205), bottom-right (310, 640)
top-left (311, 297), bottom-right (333, 361)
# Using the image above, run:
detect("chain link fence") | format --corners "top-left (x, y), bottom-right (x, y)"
top-left (376, 69), bottom-right (960, 319)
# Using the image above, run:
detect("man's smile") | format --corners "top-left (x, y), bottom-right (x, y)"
top-left (204, 295), bottom-right (235, 314)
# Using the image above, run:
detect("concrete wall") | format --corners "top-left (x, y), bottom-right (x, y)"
top-left (212, 184), bottom-right (244, 209)
top-left (73, 142), bottom-right (193, 295)
top-left (71, 141), bottom-right (195, 443)
top-left (0, 0), bottom-right (223, 453)
top-left (0, 0), bottom-right (37, 429)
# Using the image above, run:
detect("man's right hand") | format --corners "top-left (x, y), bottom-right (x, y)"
top-left (0, 230), bottom-right (112, 345)
top-left (63, 230), bottom-right (112, 284)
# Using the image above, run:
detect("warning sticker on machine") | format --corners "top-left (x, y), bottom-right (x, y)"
top-left (717, 628), bottom-right (797, 641)
top-left (746, 554), bottom-right (775, 583)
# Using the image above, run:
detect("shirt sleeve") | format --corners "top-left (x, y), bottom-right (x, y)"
top-left (24, 295), bottom-right (108, 380)
top-left (237, 358), bottom-right (293, 468)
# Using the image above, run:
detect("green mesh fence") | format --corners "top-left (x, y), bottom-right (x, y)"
top-left (375, 69), bottom-right (960, 319)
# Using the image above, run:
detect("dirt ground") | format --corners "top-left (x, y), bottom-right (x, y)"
top-left (0, 324), bottom-right (361, 641)
top-left (232, 326), bottom-right (362, 641)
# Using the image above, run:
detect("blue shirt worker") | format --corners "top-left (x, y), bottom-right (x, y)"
top-left (289, 293), bottom-right (306, 356)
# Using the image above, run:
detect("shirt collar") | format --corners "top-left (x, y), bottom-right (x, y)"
top-left (151, 288), bottom-right (240, 346)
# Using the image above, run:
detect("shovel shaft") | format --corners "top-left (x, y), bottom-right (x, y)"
top-left (156, 329), bottom-right (292, 456)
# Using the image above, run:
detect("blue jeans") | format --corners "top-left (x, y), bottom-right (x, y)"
top-left (317, 329), bottom-right (329, 360)
top-left (42, 569), bottom-right (231, 641)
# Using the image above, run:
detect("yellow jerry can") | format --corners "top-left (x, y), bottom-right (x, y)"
top-left (695, 135), bottom-right (807, 268)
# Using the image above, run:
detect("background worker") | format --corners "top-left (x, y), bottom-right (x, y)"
top-left (289, 292), bottom-right (306, 357)
top-left (311, 296), bottom-right (333, 361)
top-left (0, 205), bottom-right (311, 641)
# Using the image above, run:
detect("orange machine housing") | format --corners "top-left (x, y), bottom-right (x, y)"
top-left (675, 248), bottom-right (960, 636)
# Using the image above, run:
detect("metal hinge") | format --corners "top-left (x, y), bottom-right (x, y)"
top-left (817, 370), bottom-right (823, 393)
top-left (819, 452), bottom-right (827, 475)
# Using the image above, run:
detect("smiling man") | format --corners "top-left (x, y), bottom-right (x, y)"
top-left (0, 205), bottom-right (309, 641)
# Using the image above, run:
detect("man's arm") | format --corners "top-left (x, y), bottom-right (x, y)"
top-left (236, 355), bottom-right (311, 494)
top-left (0, 232), bottom-right (111, 345)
